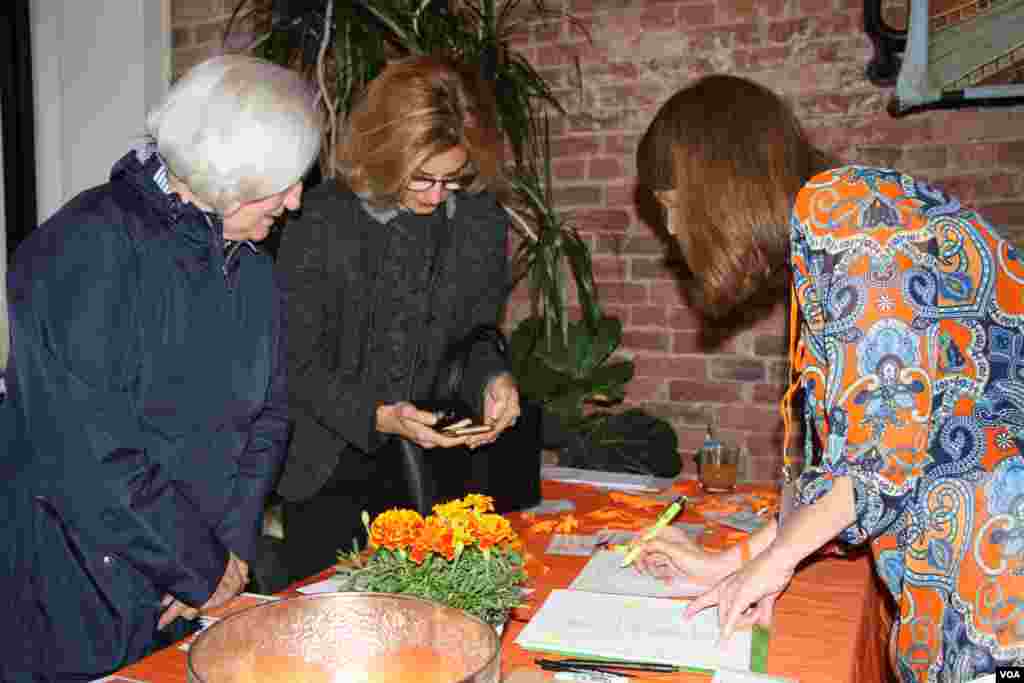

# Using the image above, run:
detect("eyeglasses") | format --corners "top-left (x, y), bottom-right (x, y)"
top-left (406, 173), bottom-right (475, 192)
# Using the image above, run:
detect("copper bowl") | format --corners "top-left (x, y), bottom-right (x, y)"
top-left (187, 593), bottom-right (501, 683)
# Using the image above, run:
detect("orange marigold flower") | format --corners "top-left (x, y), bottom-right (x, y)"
top-left (421, 516), bottom-right (457, 561)
top-left (407, 540), bottom-right (430, 565)
top-left (368, 508), bottom-right (424, 551)
top-left (528, 519), bottom-right (558, 534)
top-left (472, 513), bottom-right (515, 550)
top-left (554, 514), bottom-right (579, 533)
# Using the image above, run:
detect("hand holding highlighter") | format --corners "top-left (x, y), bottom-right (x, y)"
top-left (619, 495), bottom-right (687, 567)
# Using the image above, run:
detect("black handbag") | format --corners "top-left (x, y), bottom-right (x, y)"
top-left (399, 325), bottom-right (543, 515)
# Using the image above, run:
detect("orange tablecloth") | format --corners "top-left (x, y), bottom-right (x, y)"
top-left (118, 480), bottom-right (888, 683)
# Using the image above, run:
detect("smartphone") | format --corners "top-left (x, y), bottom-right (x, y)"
top-left (444, 424), bottom-right (493, 436)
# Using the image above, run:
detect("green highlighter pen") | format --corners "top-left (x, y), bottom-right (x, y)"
top-left (619, 495), bottom-right (687, 567)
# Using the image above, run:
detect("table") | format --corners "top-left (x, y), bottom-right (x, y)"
top-left (118, 480), bottom-right (888, 683)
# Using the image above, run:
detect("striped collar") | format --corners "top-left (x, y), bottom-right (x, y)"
top-left (136, 142), bottom-right (260, 255)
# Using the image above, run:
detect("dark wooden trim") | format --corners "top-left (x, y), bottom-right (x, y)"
top-left (863, 0), bottom-right (907, 86)
top-left (1, 0), bottom-right (38, 252)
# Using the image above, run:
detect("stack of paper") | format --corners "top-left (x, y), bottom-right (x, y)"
top-left (514, 589), bottom-right (753, 673)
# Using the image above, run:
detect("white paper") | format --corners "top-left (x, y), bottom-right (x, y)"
top-left (546, 534), bottom-right (603, 556)
top-left (704, 510), bottom-right (769, 534)
top-left (672, 521), bottom-right (707, 539)
top-left (515, 589), bottom-right (751, 672)
top-left (296, 576), bottom-right (346, 594)
top-left (521, 499), bottom-right (577, 515)
top-left (595, 529), bottom-right (638, 546)
top-left (712, 668), bottom-right (798, 683)
top-left (569, 550), bottom-right (707, 598)
top-left (540, 466), bottom-right (676, 492)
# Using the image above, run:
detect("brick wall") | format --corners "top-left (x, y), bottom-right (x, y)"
top-left (172, 0), bottom-right (1024, 483)
top-left (171, 0), bottom-right (251, 78)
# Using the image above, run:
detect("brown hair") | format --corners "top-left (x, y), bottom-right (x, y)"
top-left (637, 75), bottom-right (833, 318)
top-left (336, 55), bottom-right (502, 204)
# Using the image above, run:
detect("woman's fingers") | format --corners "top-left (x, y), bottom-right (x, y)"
top-left (685, 581), bottom-right (723, 620)
top-left (754, 593), bottom-right (777, 627)
top-left (395, 402), bottom-right (438, 427)
top-left (718, 593), bottom-right (750, 645)
top-left (484, 374), bottom-right (520, 431)
top-left (158, 599), bottom-right (198, 630)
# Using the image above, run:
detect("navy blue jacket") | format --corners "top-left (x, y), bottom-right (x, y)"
top-left (0, 149), bottom-right (288, 681)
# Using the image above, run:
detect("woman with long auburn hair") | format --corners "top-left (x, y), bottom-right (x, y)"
top-left (274, 56), bottom-right (521, 586)
top-left (633, 74), bottom-right (1024, 682)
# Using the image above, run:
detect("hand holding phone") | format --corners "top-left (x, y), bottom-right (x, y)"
top-left (439, 422), bottom-right (493, 436)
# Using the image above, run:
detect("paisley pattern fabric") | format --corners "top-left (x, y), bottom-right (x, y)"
top-left (791, 166), bottom-right (1024, 682)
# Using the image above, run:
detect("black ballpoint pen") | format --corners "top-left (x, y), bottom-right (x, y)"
top-left (535, 660), bottom-right (631, 679)
top-left (536, 658), bottom-right (680, 674)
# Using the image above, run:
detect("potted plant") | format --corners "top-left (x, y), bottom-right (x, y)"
top-left (228, 0), bottom-right (582, 178)
top-left (504, 120), bottom-right (680, 477)
top-left (333, 494), bottom-right (527, 628)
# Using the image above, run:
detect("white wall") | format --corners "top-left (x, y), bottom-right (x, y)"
top-left (32, 0), bottom-right (171, 223)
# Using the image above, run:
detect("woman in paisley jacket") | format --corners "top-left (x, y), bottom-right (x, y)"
top-left (632, 74), bottom-right (1024, 682)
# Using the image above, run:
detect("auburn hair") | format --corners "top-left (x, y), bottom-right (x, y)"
top-left (336, 55), bottom-right (502, 204)
top-left (637, 74), bottom-right (833, 318)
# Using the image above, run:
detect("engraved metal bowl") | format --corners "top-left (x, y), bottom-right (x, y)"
top-left (187, 592), bottom-right (501, 683)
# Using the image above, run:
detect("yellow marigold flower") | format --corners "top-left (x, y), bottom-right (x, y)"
top-left (463, 494), bottom-right (495, 514)
top-left (368, 508), bottom-right (424, 551)
top-left (431, 499), bottom-right (467, 520)
top-left (447, 514), bottom-right (475, 549)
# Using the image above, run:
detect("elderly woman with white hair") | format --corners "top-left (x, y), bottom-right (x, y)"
top-left (0, 55), bottom-right (320, 681)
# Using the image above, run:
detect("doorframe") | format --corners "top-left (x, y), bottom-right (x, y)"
top-left (31, 0), bottom-right (171, 223)
top-left (2, 0), bottom-right (37, 251)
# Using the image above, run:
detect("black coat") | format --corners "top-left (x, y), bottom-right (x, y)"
top-left (274, 181), bottom-right (510, 502)
top-left (0, 148), bottom-right (288, 680)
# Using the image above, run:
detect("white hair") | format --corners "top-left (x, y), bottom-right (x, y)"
top-left (147, 54), bottom-right (321, 214)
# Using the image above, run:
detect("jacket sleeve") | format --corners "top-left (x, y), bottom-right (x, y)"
top-left (276, 200), bottom-right (380, 455)
top-left (213, 272), bottom-right (289, 563)
top-left (457, 198), bottom-right (512, 417)
top-left (790, 168), bottom-right (934, 546)
top-left (9, 215), bottom-right (226, 606)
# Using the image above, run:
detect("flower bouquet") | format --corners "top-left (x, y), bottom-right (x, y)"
top-left (333, 494), bottom-right (528, 628)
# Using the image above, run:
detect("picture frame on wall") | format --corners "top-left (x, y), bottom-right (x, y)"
top-left (864, 0), bottom-right (1024, 116)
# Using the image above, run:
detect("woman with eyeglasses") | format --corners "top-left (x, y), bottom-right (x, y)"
top-left (274, 56), bottom-right (521, 585)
